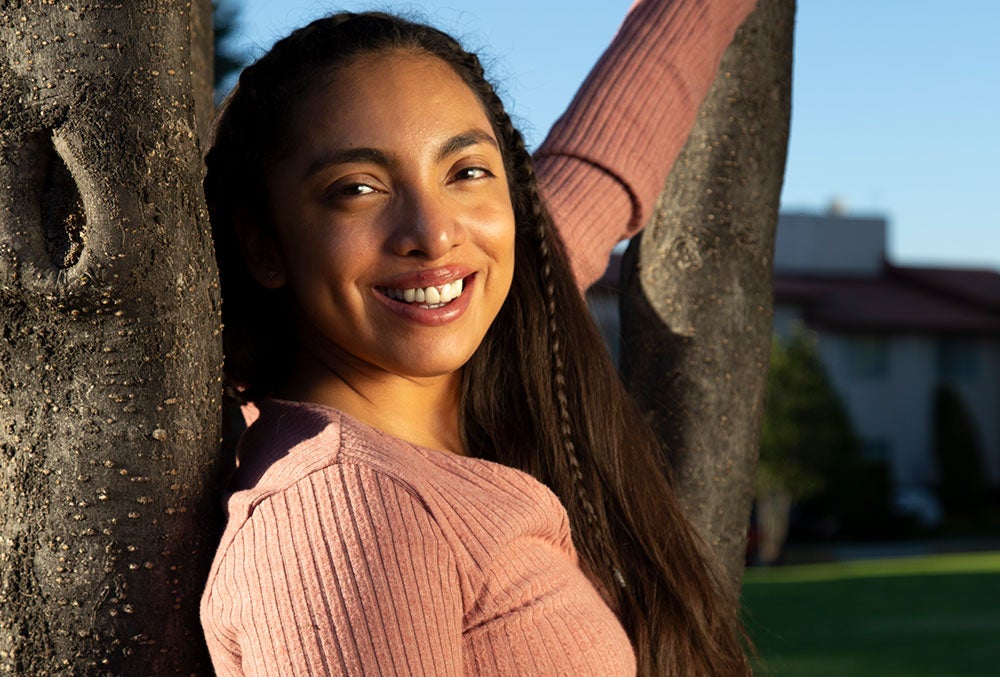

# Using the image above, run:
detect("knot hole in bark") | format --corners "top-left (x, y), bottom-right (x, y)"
top-left (38, 134), bottom-right (85, 269)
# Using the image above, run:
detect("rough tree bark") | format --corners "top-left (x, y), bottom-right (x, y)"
top-left (0, 1), bottom-right (222, 674)
top-left (620, 0), bottom-right (794, 595)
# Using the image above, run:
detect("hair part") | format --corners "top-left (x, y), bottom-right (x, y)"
top-left (206, 12), bottom-right (750, 674)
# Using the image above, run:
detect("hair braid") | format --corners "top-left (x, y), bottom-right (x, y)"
top-left (536, 210), bottom-right (628, 589)
top-left (461, 53), bottom-right (628, 589)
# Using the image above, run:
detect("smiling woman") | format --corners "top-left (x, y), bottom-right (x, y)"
top-left (200, 3), bottom-right (756, 675)
top-left (239, 51), bottom-right (516, 453)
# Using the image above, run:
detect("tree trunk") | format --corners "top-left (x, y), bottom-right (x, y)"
top-left (620, 0), bottom-right (794, 596)
top-left (0, 2), bottom-right (222, 673)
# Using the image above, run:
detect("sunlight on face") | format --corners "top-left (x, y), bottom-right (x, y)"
top-left (260, 51), bottom-right (516, 387)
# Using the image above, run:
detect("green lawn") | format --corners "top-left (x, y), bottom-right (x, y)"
top-left (742, 552), bottom-right (1000, 676)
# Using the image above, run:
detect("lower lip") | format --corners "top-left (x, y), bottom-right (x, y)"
top-left (372, 274), bottom-right (476, 326)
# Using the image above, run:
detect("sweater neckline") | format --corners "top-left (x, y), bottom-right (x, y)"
top-left (255, 396), bottom-right (494, 472)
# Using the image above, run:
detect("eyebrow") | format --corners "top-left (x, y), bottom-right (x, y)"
top-left (436, 129), bottom-right (499, 162)
top-left (304, 128), bottom-right (499, 179)
top-left (305, 147), bottom-right (391, 178)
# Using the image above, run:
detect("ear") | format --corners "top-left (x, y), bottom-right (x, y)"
top-left (234, 210), bottom-right (287, 289)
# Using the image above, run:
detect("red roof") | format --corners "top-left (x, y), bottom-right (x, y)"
top-left (775, 265), bottom-right (1000, 333)
top-left (889, 266), bottom-right (1000, 311)
top-left (594, 251), bottom-right (1000, 334)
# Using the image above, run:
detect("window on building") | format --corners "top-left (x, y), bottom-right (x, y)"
top-left (937, 337), bottom-right (979, 381)
top-left (845, 335), bottom-right (889, 379)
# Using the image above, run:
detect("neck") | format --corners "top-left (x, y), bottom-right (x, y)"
top-left (278, 347), bottom-right (466, 456)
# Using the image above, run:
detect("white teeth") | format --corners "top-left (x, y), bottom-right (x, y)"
top-left (382, 278), bottom-right (467, 307)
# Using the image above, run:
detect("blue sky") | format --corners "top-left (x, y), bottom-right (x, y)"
top-left (225, 1), bottom-right (1000, 270)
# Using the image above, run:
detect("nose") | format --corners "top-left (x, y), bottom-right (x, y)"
top-left (390, 188), bottom-right (465, 260)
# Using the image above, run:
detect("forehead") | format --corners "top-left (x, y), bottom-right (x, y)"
top-left (285, 50), bottom-right (494, 151)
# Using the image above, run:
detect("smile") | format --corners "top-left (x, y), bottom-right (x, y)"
top-left (377, 277), bottom-right (466, 309)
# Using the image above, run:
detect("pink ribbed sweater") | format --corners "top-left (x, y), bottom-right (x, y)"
top-left (204, 401), bottom-right (635, 676)
top-left (201, 0), bottom-right (756, 674)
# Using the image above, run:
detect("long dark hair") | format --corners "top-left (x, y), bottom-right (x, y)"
top-left (206, 12), bottom-right (749, 675)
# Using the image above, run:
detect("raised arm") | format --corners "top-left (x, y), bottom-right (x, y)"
top-left (202, 466), bottom-right (464, 677)
top-left (534, 0), bottom-right (758, 289)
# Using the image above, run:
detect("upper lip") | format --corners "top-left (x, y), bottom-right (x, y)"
top-left (377, 265), bottom-right (474, 290)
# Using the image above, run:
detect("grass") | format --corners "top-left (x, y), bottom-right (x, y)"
top-left (742, 552), bottom-right (1000, 676)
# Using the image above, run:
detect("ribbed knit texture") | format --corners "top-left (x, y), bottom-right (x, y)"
top-left (538, 0), bottom-right (757, 288)
top-left (201, 0), bottom-right (756, 673)
top-left (202, 400), bottom-right (635, 676)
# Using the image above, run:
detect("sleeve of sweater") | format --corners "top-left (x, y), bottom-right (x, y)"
top-left (533, 0), bottom-right (758, 289)
top-left (202, 465), bottom-right (463, 677)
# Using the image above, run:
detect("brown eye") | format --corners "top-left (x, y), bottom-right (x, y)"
top-left (325, 181), bottom-right (378, 202)
top-left (340, 182), bottom-right (376, 196)
top-left (454, 166), bottom-right (492, 181)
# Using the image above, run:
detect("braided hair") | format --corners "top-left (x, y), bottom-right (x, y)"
top-left (206, 12), bottom-right (749, 675)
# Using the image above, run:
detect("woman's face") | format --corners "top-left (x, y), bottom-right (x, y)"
top-left (256, 50), bottom-right (516, 383)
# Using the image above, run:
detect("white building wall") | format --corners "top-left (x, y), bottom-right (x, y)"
top-left (810, 331), bottom-right (1000, 492)
top-left (817, 333), bottom-right (938, 488)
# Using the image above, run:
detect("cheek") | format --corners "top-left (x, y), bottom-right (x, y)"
top-left (278, 254), bottom-right (352, 332)
top-left (279, 220), bottom-right (370, 286)
top-left (477, 194), bottom-right (517, 257)
top-left (483, 221), bottom-right (516, 298)
top-left (500, 213), bottom-right (517, 276)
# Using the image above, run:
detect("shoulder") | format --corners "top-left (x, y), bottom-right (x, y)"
top-left (201, 401), bottom-right (470, 628)
top-left (200, 405), bottom-right (471, 674)
top-left (217, 399), bottom-right (456, 551)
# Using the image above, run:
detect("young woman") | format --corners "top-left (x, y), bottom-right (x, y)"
top-left (201, 1), bottom-right (756, 674)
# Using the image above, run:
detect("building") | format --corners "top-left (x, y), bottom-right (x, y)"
top-left (589, 210), bottom-right (1000, 509)
top-left (774, 210), bottom-right (1000, 502)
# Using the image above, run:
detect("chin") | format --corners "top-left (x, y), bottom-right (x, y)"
top-left (393, 359), bottom-right (469, 380)
top-left (384, 346), bottom-right (478, 380)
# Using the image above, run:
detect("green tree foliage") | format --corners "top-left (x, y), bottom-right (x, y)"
top-left (759, 329), bottom-right (853, 501)
top-left (932, 383), bottom-right (989, 516)
top-left (756, 328), bottom-right (892, 561)
top-left (756, 329), bottom-right (838, 561)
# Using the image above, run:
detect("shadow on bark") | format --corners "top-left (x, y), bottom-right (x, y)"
top-left (620, 0), bottom-right (795, 597)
